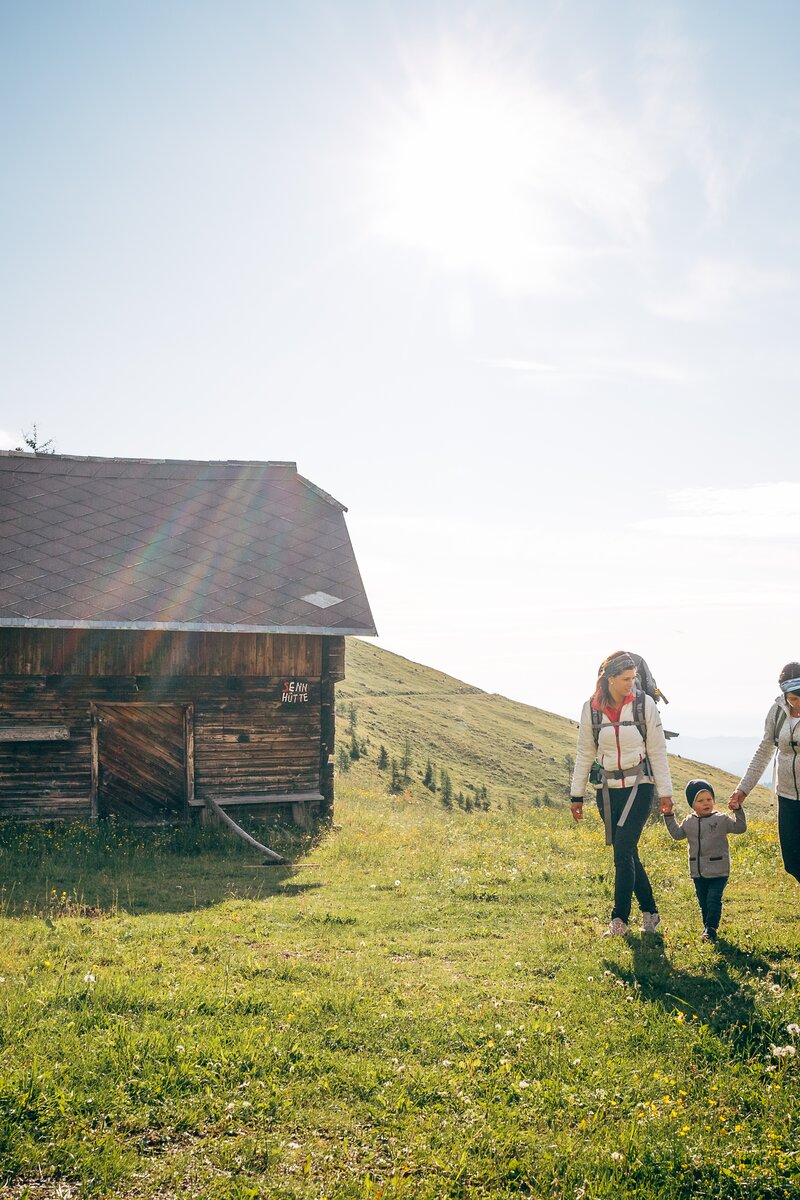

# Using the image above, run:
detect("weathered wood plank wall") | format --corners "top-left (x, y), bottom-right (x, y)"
top-left (0, 629), bottom-right (323, 677)
top-left (0, 630), bottom-right (343, 823)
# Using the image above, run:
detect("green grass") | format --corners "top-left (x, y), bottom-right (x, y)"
top-left (1, 779), bottom-right (798, 1199)
top-left (0, 642), bottom-right (784, 1197)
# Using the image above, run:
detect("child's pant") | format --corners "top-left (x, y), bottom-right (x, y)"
top-left (692, 875), bottom-right (728, 932)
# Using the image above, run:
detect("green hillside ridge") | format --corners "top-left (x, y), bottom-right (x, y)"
top-left (338, 637), bottom-right (770, 814)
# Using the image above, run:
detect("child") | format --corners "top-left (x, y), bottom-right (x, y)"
top-left (662, 779), bottom-right (747, 941)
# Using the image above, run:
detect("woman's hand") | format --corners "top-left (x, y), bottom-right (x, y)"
top-left (570, 801), bottom-right (584, 822)
top-left (729, 790), bottom-right (746, 810)
top-left (659, 796), bottom-right (674, 815)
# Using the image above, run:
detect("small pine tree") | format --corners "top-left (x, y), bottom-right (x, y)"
top-left (440, 769), bottom-right (453, 807)
top-left (348, 703), bottom-right (358, 735)
top-left (564, 753), bottom-right (575, 789)
top-left (349, 736), bottom-right (361, 761)
top-left (423, 761), bottom-right (436, 792)
top-left (20, 423), bottom-right (55, 454)
top-left (378, 745), bottom-right (389, 770)
top-left (401, 735), bottom-right (413, 781)
top-left (390, 758), bottom-right (402, 794)
top-left (337, 746), bottom-right (350, 773)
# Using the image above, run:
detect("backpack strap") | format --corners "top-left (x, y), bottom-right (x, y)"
top-left (591, 691), bottom-right (649, 746)
top-left (633, 690), bottom-right (647, 745)
top-left (774, 704), bottom-right (787, 746)
top-left (591, 704), bottom-right (603, 748)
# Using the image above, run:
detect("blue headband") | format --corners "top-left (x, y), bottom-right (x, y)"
top-left (781, 678), bottom-right (800, 695)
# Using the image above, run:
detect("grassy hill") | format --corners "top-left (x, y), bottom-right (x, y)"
top-left (0, 639), bottom-right (788, 1200)
top-left (338, 638), bottom-right (771, 815)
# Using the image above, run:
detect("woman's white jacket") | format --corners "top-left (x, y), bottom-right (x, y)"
top-left (738, 695), bottom-right (800, 800)
top-left (570, 693), bottom-right (673, 800)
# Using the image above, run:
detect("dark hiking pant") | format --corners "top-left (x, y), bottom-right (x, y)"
top-left (778, 797), bottom-right (800, 882)
top-left (595, 783), bottom-right (656, 924)
top-left (692, 875), bottom-right (728, 932)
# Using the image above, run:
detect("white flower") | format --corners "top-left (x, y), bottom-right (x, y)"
top-left (770, 1044), bottom-right (796, 1058)
top-left (518, 1080), bottom-right (530, 1089)
top-left (394, 880), bottom-right (401, 887)
top-left (610, 1151), bottom-right (623, 1162)
top-left (787, 1023), bottom-right (800, 1036)
top-left (83, 972), bottom-right (96, 984)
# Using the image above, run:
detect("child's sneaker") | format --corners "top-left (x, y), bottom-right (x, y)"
top-left (641, 912), bottom-right (662, 934)
top-left (606, 917), bottom-right (628, 937)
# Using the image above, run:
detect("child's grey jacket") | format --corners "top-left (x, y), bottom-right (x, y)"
top-left (663, 808), bottom-right (747, 878)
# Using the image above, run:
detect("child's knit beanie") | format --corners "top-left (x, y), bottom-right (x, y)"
top-left (685, 779), bottom-right (715, 805)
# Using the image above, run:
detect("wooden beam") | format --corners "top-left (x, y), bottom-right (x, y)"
top-left (0, 726), bottom-right (70, 741)
top-left (189, 791), bottom-right (323, 808)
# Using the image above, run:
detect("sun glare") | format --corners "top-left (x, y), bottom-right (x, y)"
top-left (373, 63), bottom-right (548, 284)
top-left (368, 46), bottom-right (649, 292)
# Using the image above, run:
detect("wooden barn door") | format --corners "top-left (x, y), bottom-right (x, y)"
top-left (93, 704), bottom-right (191, 823)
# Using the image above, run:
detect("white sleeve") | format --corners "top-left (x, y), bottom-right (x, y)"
top-left (645, 695), bottom-right (673, 798)
top-left (737, 707), bottom-right (780, 796)
top-left (570, 700), bottom-right (597, 799)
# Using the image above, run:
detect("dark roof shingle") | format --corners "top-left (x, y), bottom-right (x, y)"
top-left (0, 453), bottom-right (376, 635)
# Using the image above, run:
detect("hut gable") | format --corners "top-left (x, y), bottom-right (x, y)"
top-left (0, 452), bottom-right (376, 635)
top-left (0, 453), bottom-right (375, 825)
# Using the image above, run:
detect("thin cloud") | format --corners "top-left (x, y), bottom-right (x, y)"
top-left (638, 483), bottom-right (800, 537)
top-left (647, 256), bottom-right (795, 322)
top-left (484, 358), bottom-right (556, 373)
top-left (485, 355), bottom-right (692, 384)
top-left (0, 430), bottom-right (18, 450)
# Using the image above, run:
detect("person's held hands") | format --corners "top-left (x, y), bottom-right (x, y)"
top-left (570, 801), bottom-right (584, 823)
top-left (659, 796), bottom-right (674, 815)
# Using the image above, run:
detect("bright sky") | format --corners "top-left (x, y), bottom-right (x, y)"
top-left (1, 0), bottom-right (799, 738)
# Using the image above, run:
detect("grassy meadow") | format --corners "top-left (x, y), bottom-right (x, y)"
top-left (0, 641), bottom-right (795, 1199)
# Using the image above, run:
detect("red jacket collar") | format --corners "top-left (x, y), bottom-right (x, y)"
top-left (592, 691), bottom-right (635, 719)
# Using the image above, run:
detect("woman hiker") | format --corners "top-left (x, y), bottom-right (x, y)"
top-left (570, 650), bottom-right (674, 936)
top-left (729, 661), bottom-right (800, 883)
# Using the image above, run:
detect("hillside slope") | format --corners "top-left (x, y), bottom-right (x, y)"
top-left (337, 638), bottom-right (770, 814)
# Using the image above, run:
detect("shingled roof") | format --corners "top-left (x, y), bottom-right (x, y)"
top-left (0, 452), bottom-right (377, 635)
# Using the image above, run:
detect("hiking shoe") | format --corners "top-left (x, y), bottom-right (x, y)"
top-left (606, 917), bottom-right (628, 937)
top-left (702, 927), bottom-right (718, 943)
top-left (641, 912), bottom-right (662, 934)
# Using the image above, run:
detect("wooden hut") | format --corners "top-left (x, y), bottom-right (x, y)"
top-left (0, 452), bottom-right (376, 826)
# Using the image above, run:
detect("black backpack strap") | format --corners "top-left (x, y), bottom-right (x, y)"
top-left (633, 690), bottom-right (647, 745)
top-left (591, 703), bottom-right (602, 748)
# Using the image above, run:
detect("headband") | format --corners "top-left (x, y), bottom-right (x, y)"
top-left (604, 653), bottom-right (636, 677)
top-left (781, 678), bottom-right (800, 695)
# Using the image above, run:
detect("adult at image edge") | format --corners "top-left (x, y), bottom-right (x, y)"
top-left (729, 661), bottom-right (800, 883)
top-left (570, 650), bottom-right (674, 937)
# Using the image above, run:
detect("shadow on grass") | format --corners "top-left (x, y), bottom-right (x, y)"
top-left (604, 933), bottom-right (793, 1058)
top-left (0, 819), bottom-right (329, 917)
